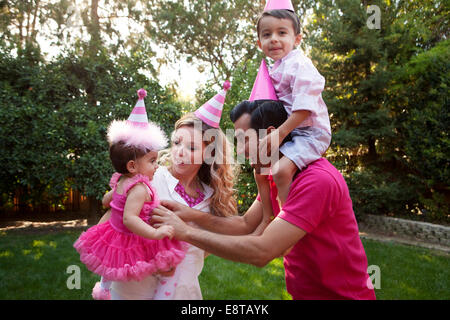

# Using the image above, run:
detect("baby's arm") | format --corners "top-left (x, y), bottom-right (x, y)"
top-left (251, 171), bottom-right (273, 236)
top-left (123, 184), bottom-right (174, 240)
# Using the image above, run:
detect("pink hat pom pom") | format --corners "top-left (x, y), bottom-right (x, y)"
top-left (223, 80), bottom-right (231, 91)
top-left (137, 88), bottom-right (147, 100)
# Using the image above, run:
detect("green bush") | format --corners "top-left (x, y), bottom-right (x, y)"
top-left (0, 45), bottom-right (183, 212)
top-left (394, 40), bottom-right (450, 221)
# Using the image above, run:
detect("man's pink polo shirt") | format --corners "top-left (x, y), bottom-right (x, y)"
top-left (259, 158), bottom-right (376, 300)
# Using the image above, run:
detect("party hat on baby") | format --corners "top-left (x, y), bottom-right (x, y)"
top-left (194, 81), bottom-right (231, 128)
top-left (264, 0), bottom-right (294, 12)
top-left (107, 88), bottom-right (167, 151)
top-left (249, 59), bottom-right (278, 101)
top-left (127, 88), bottom-right (149, 128)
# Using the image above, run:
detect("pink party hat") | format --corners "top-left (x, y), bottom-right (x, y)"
top-left (127, 88), bottom-right (149, 128)
top-left (107, 88), bottom-right (167, 151)
top-left (249, 60), bottom-right (278, 101)
top-left (264, 0), bottom-right (294, 11)
top-left (194, 81), bottom-right (231, 128)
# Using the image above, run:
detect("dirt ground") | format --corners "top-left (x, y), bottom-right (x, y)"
top-left (0, 211), bottom-right (448, 255)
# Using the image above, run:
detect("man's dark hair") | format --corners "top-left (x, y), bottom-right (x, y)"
top-left (256, 9), bottom-right (302, 38)
top-left (230, 99), bottom-right (292, 145)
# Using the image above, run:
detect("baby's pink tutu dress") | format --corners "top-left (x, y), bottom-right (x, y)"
top-left (74, 173), bottom-right (186, 282)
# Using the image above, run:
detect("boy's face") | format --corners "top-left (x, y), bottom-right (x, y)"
top-left (257, 15), bottom-right (302, 61)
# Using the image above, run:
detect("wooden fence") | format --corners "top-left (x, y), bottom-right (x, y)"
top-left (3, 188), bottom-right (89, 214)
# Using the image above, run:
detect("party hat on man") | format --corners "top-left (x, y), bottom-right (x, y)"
top-left (264, 0), bottom-right (294, 12)
top-left (194, 81), bottom-right (231, 128)
top-left (107, 88), bottom-right (167, 151)
top-left (249, 59), bottom-right (278, 101)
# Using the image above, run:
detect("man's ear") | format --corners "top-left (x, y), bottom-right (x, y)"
top-left (126, 160), bottom-right (137, 174)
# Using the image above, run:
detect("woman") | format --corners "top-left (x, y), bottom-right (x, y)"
top-left (107, 112), bottom-right (237, 300)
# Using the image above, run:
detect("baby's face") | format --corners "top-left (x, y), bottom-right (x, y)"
top-left (257, 16), bottom-right (302, 61)
top-left (135, 150), bottom-right (159, 180)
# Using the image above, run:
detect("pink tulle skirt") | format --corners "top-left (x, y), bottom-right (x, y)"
top-left (73, 221), bottom-right (186, 282)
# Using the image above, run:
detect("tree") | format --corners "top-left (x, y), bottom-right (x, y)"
top-left (308, 0), bottom-right (449, 219)
top-left (143, 0), bottom-right (314, 83)
top-left (0, 43), bottom-right (183, 219)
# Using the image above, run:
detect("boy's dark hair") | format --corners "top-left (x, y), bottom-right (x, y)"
top-left (230, 100), bottom-right (292, 146)
top-left (109, 141), bottom-right (148, 174)
top-left (256, 9), bottom-right (302, 37)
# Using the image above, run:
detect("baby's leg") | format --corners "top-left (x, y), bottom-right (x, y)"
top-left (272, 156), bottom-right (298, 207)
top-left (92, 276), bottom-right (112, 300)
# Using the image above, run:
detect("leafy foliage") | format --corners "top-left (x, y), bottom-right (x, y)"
top-left (0, 43), bottom-right (183, 211)
top-left (308, 0), bottom-right (449, 222)
top-left (0, 0), bottom-right (448, 223)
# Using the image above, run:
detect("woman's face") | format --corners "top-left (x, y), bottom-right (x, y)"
top-left (170, 125), bottom-right (205, 177)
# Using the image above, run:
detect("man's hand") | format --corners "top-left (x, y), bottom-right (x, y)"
top-left (156, 200), bottom-right (198, 222)
top-left (151, 204), bottom-right (191, 240)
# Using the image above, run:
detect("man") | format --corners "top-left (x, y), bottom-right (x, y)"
top-left (152, 100), bottom-right (376, 300)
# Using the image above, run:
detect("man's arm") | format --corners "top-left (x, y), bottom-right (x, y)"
top-left (153, 199), bottom-right (264, 235)
top-left (153, 208), bottom-right (306, 267)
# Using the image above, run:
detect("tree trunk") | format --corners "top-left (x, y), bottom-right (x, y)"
top-left (89, 0), bottom-right (101, 54)
top-left (368, 136), bottom-right (377, 161)
top-left (87, 196), bottom-right (101, 225)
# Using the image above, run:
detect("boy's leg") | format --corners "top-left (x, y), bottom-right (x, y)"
top-left (272, 156), bottom-right (298, 207)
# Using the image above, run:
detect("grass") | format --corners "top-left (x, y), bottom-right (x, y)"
top-left (0, 230), bottom-right (448, 300)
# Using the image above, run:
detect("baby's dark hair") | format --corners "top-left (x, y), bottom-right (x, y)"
top-left (256, 9), bottom-right (302, 38)
top-left (230, 100), bottom-right (292, 146)
top-left (109, 141), bottom-right (149, 174)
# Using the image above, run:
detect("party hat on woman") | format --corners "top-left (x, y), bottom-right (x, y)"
top-left (249, 59), bottom-right (278, 101)
top-left (107, 88), bottom-right (167, 151)
top-left (194, 81), bottom-right (231, 128)
top-left (264, 0), bottom-right (294, 12)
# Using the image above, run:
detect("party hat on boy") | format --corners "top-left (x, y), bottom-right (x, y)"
top-left (249, 59), bottom-right (278, 101)
top-left (194, 80), bottom-right (231, 128)
top-left (264, 0), bottom-right (294, 12)
top-left (107, 88), bottom-right (167, 151)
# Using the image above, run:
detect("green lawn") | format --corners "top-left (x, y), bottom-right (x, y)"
top-left (0, 230), bottom-right (448, 300)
